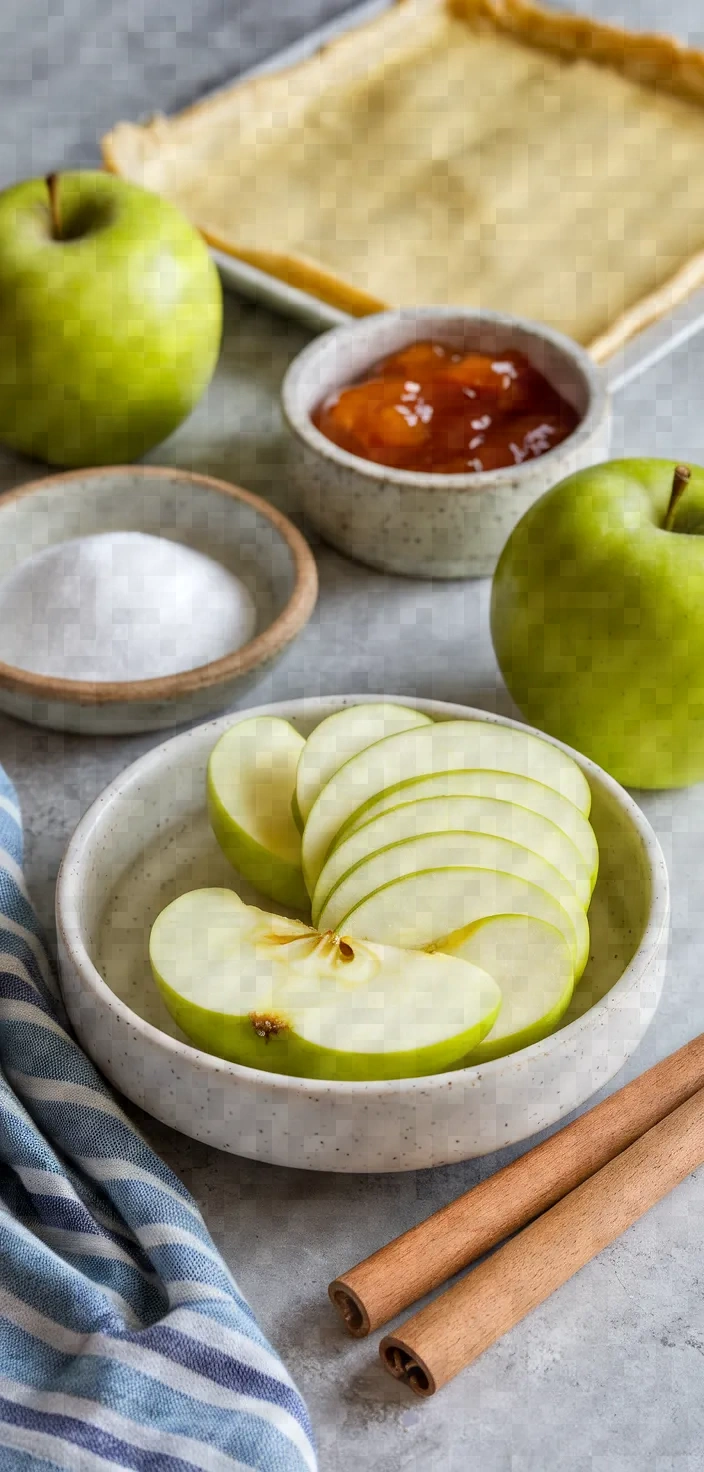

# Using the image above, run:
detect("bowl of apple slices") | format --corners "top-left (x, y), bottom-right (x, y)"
top-left (56, 696), bottom-right (669, 1172)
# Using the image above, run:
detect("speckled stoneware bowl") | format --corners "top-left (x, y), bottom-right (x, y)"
top-left (56, 694), bottom-right (669, 1173)
top-left (282, 309), bottom-right (611, 579)
top-left (0, 466), bottom-right (317, 735)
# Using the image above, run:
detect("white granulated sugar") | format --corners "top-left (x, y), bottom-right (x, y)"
top-left (0, 531), bottom-right (258, 682)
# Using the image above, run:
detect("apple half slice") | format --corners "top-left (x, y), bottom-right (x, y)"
top-left (435, 914), bottom-right (574, 1063)
top-left (301, 720), bottom-right (591, 891)
top-left (316, 830), bottom-right (588, 974)
top-left (335, 866), bottom-right (589, 979)
top-left (334, 768), bottom-right (598, 885)
top-left (149, 887), bottom-right (502, 1081)
top-left (207, 717), bottom-right (307, 910)
top-left (313, 793), bottom-right (591, 919)
top-left (295, 702), bottom-right (432, 825)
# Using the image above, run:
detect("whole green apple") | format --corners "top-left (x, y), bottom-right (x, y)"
top-left (491, 458), bottom-right (704, 788)
top-left (0, 170), bottom-right (222, 466)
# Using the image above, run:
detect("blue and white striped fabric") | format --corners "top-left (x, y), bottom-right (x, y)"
top-left (0, 764), bottom-right (317, 1472)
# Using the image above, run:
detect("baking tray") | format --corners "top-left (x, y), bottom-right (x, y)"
top-left (209, 0), bottom-right (704, 397)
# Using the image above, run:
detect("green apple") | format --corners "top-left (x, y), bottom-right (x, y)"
top-left (336, 866), bottom-right (588, 976)
top-left (301, 719), bottom-right (590, 891)
top-left (333, 769), bottom-right (599, 883)
top-left (491, 458), bottom-right (704, 789)
top-left (0, 170), bottom-right (222, 467)
top-left (315, 830), bottom-right (589, 974)
top-left (313, 793), bottom-right (591, 920)
top-left (207, 717), bottom-right (308, 911)
top-left (295, 702), bottom-right (432, 825)
top-left (149, 887), bottom-right (502, 1081)
top-left (435, 914), bottom-right (574, 1063)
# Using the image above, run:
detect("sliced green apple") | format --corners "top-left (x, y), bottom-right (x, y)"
top-left (291, 786), bottom-right (305, 836)
top-left (334, 768), bottom-right (599, 885)
top-left (435, 914), bottom-right (574, 1063)
top-left (335, 866), bottom-right (589, 979)
top-left (149, 887), bottom-right (502, 1081)
top-left (207, 717), bottom-right (308, 910)
top-left (316, 830), bottom-right (588, 974)
top-left (295, 702), bottom-right (432, 825)
top-left (301, 720), bottom-right (591, 891)
top-left (313, 794), bottom-right (591, 920)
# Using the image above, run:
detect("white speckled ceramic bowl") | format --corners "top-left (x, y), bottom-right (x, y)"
top-left (282, 309), bottom-right (611, 579)
top-left (0, 466), bottom-right (317, 735)
top-left (56, 695), bottom-right (669, 1172)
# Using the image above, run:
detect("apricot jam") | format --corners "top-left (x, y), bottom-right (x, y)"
top-left (312, 341), bottom-right (580, 474)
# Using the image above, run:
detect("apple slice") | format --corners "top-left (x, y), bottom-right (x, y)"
top-left (333, 768), bottom-right (599, 885)
top-left (295, 702), bottom-right (432, 825)
top-left (301, 720), bottom-right (591, 891)
top-left (149, 887), bottom-right (502, 1081)
top-left (434, 914), bottom-right (574, 1063)
top-left (316, 831), bottom-right (588, 973)
top-left (334, 866), bottom-right (589, 979)
top-left (291, 787), bottom-right (305, 836)
top-left (313, 793), bottom-right (591, 920)
top-left (207, 717), bottom-right (308, 910)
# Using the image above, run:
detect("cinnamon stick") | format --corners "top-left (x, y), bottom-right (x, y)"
top-left (380, 1084), bottom-right (704, 1395)
top-left (329, 1032), bottom-right (704, 1337)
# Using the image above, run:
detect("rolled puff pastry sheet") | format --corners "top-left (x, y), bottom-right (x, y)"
top-left (103, 0), bottom-right (704, 358)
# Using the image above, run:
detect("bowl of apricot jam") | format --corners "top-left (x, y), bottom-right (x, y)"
top-left (282, 308), bottom-right (610, 579)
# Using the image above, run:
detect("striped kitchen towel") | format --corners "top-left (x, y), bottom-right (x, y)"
top-left (0, 764), bottom-right (317, 1472)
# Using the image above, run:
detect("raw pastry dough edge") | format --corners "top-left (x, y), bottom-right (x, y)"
top-left (102, 0), bottom-right (704, 358)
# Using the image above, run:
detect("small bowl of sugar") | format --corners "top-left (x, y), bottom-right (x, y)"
top-left (0, 465), bottom-right (318, 734)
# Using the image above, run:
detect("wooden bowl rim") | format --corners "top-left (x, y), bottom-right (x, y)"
top-left (0, 464), bottom-right (318, 706)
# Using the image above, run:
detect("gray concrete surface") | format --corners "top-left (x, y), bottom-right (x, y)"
top-left (3, 2), bottom-right (704, 1466)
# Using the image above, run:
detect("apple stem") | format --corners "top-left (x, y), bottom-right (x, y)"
top-left (663, 464), bottom-right (691, 532)
top-left (46, 173), bottom-right (62, 240)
